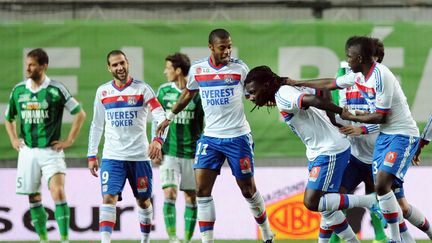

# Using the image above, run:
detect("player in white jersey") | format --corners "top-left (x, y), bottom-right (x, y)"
top-left (87, 50), bottom-right (166, 243)
top-left (244, 65), bottom-right (382, 243)
top-left (157, 29), bottom-right (274, 243)
top-left (413, 114), bottom-right (432, 164)
top-left (287, 36), bottom-right (432, 242)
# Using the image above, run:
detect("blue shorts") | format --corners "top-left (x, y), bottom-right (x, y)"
top-left (372, 133), bottom-right (419, 183)
top-left (100, 159), bottom-right (153, 200)
top-left (193, 134), bottom-right (254, 180)
top-left (341, 155), bottom-right (373, 192)
top-left (307, 148), bottom-right (350, 193)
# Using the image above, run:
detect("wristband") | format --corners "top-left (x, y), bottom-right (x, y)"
top-left (166, 111), bottom-right (176, 121)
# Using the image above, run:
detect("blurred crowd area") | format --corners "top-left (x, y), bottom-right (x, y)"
top-left (1, 0), bottom-right (432, 22)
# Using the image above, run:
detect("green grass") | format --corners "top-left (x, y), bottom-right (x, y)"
top-left (0, 241), bottom-right (430, 243)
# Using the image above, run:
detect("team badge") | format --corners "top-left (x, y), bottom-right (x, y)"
top-left (224, 74), bottom-right (234, 84)
top-left (240, 157), bottom-right (252, 174)
top-left (137, 176), bottom-right (148, 193)
top-left (308, 166), bottom-right (321, 182)
top-left (127, 96), bottom-right (137, 105)
top-left (384, 151), bottom-right (398, 167)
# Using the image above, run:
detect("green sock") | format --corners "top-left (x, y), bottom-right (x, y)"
top-left (55, 201), bottom-right (70, 241)
top-left (184, 204), bottom-right (197, 242)
top-left (370, 211), bottom-right (387, 241)
top-left (30, 203), bottom-right (48, 241)
top-left (163, 200), bottom-right (177, 238)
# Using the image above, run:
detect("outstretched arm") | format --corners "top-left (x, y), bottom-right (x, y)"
top-left (286, 77), bottom-right (338, 90)
top-left (340, 107), bottom-right (387, 124)
top-left (301, 94), bottom-right (343, 115)
top-left (156, 89), bottom-right (199, 137)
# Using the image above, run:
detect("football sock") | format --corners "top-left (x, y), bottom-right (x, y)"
top-left (322, 210), bottom-right (359, 243)
top-left (184, 203), bottom-right (197, 242)
top-left (405, 204), bottom-right (432, 239)
top-left (318, 193), bottom-right (376, 212)
top-left (30, 202), bottom-right (48, 241)
top-left (197, 196), bottom-right (215, 243)
top-left (245, 191), bottom-right (274, 241)
top-left (163, 199), bottom-right (177, 238)
top-left (138, 204), bottom-right (153, 243)
top-left (99, 204), bottom-right (116, 243)
top-left (54, 200), bottom-right (70, 241)
top-left (378, 191), bottom-right (401, 242)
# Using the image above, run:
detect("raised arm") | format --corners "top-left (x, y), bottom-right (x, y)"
top-left (286, 77), bottom-right (338, 90)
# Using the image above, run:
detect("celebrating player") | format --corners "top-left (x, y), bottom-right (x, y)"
top-left (87, 50), bottom-right (166, 243)
top-left (156, 29), bottom-right (275, 243)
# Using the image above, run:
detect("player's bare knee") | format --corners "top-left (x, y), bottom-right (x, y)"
top-left (29, 193), bottom-right (42, 203)
top-left (137, 198), bottom-right (151, 209)
top-left (103, 194), bottom-right (118, 205)
top-left (164, 187), bottom-right (177, 200)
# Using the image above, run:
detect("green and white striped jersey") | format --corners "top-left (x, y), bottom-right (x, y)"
top-left (5, 77), bottom-right (81, 148)
top-left (157, 82), bottom-right (204, 159)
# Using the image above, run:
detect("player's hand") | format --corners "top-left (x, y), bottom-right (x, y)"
top-left (51, 139), bottom-right (73, 151)
top-left (340, 107), bottom-right (355, 120)
top-left (11, 138), bottom-right (24, 152)
top-left (148, 140), bottom-right (162, 161)
top-left (152, 156), bottom-right (162, 165)
top-left (339, 125), bottom-right (363, 136)
top-left (156, 119), bottom-right (171, 137)
top-left (88, 158), bottom-right (99, 177)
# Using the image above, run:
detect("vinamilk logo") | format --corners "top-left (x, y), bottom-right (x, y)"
top-left (258, 192), bottom-right (321, 239)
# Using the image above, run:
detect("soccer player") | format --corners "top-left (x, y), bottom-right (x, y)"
top-left (87, 50), bottom-right (166, 243)
top-left (244, 65), bottom-right (381, 243)
top-left (413, 114), bottom-right (432, 164)
top-left (329, 38), bottom-right (387, 243)
top-left (289, 36), bottom-right (429, 242)
top-left (153, 52), bottom-right (204, 243)
top-left (4, 48), bottom-right (86, 243)
top-left (156, 29), bottom-right (275, 243)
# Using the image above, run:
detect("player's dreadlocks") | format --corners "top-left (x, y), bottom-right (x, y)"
top-left (244, 65), bottom-right (285, 111)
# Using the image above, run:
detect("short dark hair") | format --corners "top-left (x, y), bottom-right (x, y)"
top-left (345, 36), bottom-right (375, 64)
top-left (27, 48), bottom-right (49, 65)
top-left (107, 50), bottom-right (127, 65)
top-left (372, 38), bottom-right (385, 63)
top-left (208, 28), bottom-right (231, 44)
top-left (165, 52), bottom-right (191, 76)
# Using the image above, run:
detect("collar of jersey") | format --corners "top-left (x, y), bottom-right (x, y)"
top-left (364, 62), bottom-right (377, 81)
top-left (26, 75), bottom-right (51, 93)
top-left (208, 57), bottom-right (226, 70)
top-left (111, 77), bottom-right (133, 91)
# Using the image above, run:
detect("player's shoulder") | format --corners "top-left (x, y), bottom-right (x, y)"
top-left (11, 80), bottom-right (27, 92)
top-left (191, 57), bottom-right (208, 66)
top-left (48, 79), bottom-right (68, 90)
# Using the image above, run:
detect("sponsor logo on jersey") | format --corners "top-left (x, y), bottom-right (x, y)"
top-left (196, 67), bottom-right (202, 74)
top-left (384, 151), bottom-right (398, 167)
top-left (117, 96), bottom-right (125, 102)
top-left (240, 157), bottom-right (252, 174)
top-left (18, 94), bottom-right (31, 102)
top-left (308, 166), bottom-right (320, 182)
top-left (137, 176), bottom-right (148, 193)
top-left (48, 88), bottom-right (59, 98)
top-left (102, 90), bottom-right (107, 97)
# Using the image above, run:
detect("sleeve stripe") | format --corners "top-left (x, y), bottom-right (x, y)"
top-left (147, 97), bottom-right (162, 111)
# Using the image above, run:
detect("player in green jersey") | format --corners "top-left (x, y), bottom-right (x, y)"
top-left (153, 52), bottom-right (204, 243)
top-left (4, 48), bottom-right (86, 243)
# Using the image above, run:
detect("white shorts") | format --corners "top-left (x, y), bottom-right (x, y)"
top-left (160, 155), bottom-right (196, 191)
top-left (16, 146), bottom-right (67, 195)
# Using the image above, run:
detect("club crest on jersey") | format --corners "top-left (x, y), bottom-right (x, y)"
top-left (224, 75), bottom-right (234, 84)
top-left (308, 166), bottom-right (321, 182)
top-left (127, 96), bottom-right (137, 105)
top-left (240, 157), bottom-right (252, 174)
top-left (384, 151), bottom-right (398, 167)
top-left (137, 176), bottom-right (148, 193)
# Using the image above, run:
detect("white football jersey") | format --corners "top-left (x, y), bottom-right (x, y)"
top-left (422, 114), bottom-right (432, 142)
top-left (336, 63), bottom-right (419, 137)
top-left (87, 78), bottom-right (166, 161)
top-left (276, 85), bottom-right (350, 161)
top-left (187, 57), bottom-right (251, 138)
top-left (338, 65), bottom-right (379, 164)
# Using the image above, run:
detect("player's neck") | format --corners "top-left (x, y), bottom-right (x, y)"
top-left (175, 76), bottom-right (187, 90)
top-left (114, 76), bottom-right (130, 88)
top-left (31, 73), bottom-right (46, 89)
